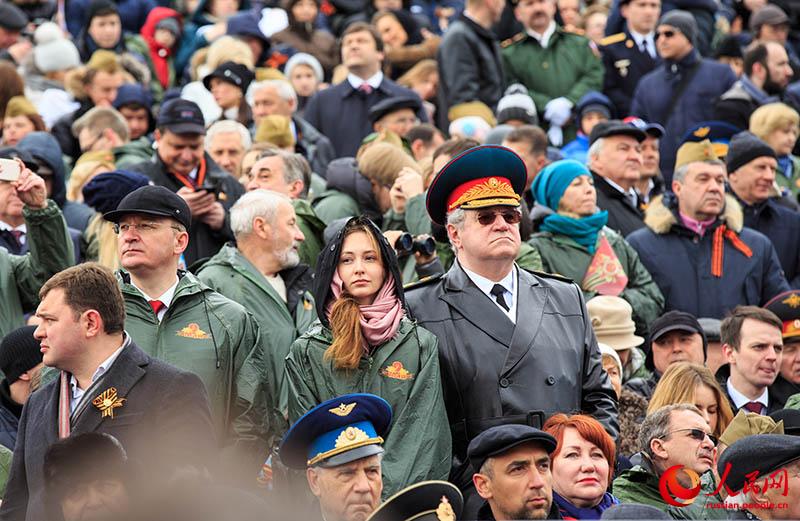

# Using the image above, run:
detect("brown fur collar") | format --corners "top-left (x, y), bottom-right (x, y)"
top-left (644, 194), bottom-right (744, 235)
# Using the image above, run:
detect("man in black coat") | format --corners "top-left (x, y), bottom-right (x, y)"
top-left (128, 99), bottom-right (244, 266)
top-left (437, 0), bottom-right (505, 129)
top-left (587, 121), bottom-right (647, 237)
top-left (726, 132), bottom-right (800, 288)
top-left (303, 22), bottom-right (426, 158)
top-left (0, 263), bottom-right (217, 521)
top-left (405, 145), bottom-right (618, 517)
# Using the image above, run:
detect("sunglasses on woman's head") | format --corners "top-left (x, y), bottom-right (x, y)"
top-left (475, 209), bottom-right (522, 226)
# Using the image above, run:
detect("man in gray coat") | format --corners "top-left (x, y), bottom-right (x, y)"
top-left (405, 145), bottom-right (618, 516)
top-left (0, 263), bottom-right (216, 521)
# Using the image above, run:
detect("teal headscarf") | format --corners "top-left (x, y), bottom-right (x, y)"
top-left (531, 159), bottom-right (608, 253)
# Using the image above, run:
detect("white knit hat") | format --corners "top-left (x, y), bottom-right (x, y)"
top-left (496, 83), bottom-right (538, 125)
top-left (33, 22), bottom-right (80, 73)
top-left (284, 52), bottom-right (324, 83)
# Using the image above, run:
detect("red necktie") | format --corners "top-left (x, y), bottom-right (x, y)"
top-left (149, 300), bottom-right (165, 315)
top-left (358, 83), bottom-right (373, 95)
top-left (743, 402), bottom-right (763, 414)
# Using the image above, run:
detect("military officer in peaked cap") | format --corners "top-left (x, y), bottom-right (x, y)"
top-left (765, 290), bottom-right (800, 408)
top-left (404, 145), bottom-right (618, 517)
top-left (280, 393), bottom-right (391, 521)
top-left (367, 481), bottom-right (463, 521)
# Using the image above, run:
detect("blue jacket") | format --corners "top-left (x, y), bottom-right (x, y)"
top-left (303, 77), bottom-right (426, 158)
top-left (631, 51), bottom-right (736, 182)
top-left (561, 134), bottom-right (589, 164)
top-left (626, 194), bottom-right (790, 319)
top-left (66, 0), bottom-right (156, 39)
top-left (735, 194), bottom-right (800, 289)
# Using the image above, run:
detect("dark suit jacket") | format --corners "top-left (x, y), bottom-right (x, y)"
top-left (303, 77), bottom-right (427, 158)
top-left (600, 29), bottom-right (659, 117)
top-left (0, 340), bottom-right (216, 521)
top-left (715, 363), bottom-right (784, 416)
top-left (592, 172), bottom-right (646, 238)
top-left (405, 263), bottom-right (618, 490)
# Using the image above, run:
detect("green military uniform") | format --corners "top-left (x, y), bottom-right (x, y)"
top-left (117, 270), bottom-right (270, 457)
top-left (293, 198), bottom-right (326, 269)
top-left (196, 244), bottom-right (315, 434)
top-left (0, 444), bottom-right (10, 498)
top-left (285, 319), bottom-right (451, 498)
top-left (0, 201), bottom-right (74, 339)
top-left (530, 227), bottom-right (664, 335)
top-left (501, 27), bottom-right (603, 141)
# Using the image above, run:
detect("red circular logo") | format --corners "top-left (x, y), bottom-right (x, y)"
top-left (659, 465), bottom-right (702, 507)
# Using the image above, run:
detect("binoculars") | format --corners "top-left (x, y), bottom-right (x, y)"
top-left (394, 233), bottom-right (436, 256)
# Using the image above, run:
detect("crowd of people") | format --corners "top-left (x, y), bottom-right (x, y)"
top-left (3, 0), bottom-right (800, 518)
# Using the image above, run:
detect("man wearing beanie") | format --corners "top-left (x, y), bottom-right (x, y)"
top-left (0, 326), bottom-right (43, 451)
top-left (714, 42), bottom-right (794, 130)
top-left (727, 131), bottom-right (800, 288)
top-left (631, 10), bottom-right (736, 183)
top-left (627, 139), bottom-right (789, 319)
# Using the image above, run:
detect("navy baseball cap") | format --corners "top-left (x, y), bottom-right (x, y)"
top-left (156, 98), bottom-right (205, 135)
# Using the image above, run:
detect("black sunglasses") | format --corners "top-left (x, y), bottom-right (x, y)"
top-left (661, 428), bottom-right (718, 447)
top-left (475, 209), bottom-right (522, 226)
top-left (656, 29), bottom-right (676, 39)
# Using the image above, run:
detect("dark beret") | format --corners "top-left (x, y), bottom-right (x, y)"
top-left (467, 424), bottom-right (557, 472)
top-left (717, 434), bottom-right (800, 493)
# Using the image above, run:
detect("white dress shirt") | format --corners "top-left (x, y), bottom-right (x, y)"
top-left (131, 276), bottom-right (180, 322)
top-left (70, 337), bottom-right (128, 413)
top-left (462, 264), bottom-right (518, 323)
top-left (347, 71), bottom-right (384, 91)
top-left (527, 21), bottom-right (557, 49)
top-left (631, 30), bottom-right (656, 58)
top-left (726, 378), bottom-right (769, 414)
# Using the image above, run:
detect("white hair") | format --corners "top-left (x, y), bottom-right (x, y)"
top-left (587, 137), bottom-right (604, 161)
top-left (230, 189), bottom-right (292, 238)
top-left (246, 79), bottom-right (297, 108)
top-left (446, 207), bottom-right (467, 229)
top-left (205, 120), bottom-right (252, 150)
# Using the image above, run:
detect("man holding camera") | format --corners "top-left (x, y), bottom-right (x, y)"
top-left (129, 99), bottom-right (244, 266)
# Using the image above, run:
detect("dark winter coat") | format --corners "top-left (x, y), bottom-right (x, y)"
top-left (593, 172), bottom-right (646, 238)
top-left (0, 382), bottom-right (20, 451)
top-left (713, 76), bottom-right (775, 131)
top-left (294, 116), bottom-right (336, 176)
top-left (630, 51), bottom-right (736, 181)
top-left (626, 194), bottom-right (790, 319)
top-left (716, 363), bottom-right (786, 413)
top-left (303, 76), bottom-right (426, 158)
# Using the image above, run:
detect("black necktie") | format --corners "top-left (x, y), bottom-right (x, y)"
top-left (490, 284), bottom-right (510, 312)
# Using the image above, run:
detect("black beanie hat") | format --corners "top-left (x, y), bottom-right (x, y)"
top-left (659, 10), bottom-right (698, 45)
top-left (0, 326), bottom-right (43, 384)
top-left (726, 131), bottom-right (777, 173)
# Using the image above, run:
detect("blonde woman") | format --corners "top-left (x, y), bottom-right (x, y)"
top-left (750, 102), bottom-right (800, 200)
top-left (648, 361), bottom-right (734, 440)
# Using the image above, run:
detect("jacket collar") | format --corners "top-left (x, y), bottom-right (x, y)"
top-left (643, 193), bottom-right (744, 235)
top-left (458, 12), bottom-right (497, 41)
top-left (739, 75), bottom-right (779, 106)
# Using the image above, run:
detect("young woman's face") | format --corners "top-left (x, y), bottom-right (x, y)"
top-left (290, 64), bottom-right (319, 97)
top-left (412, 71), bottom-right (438, 101)
top-left (376, 15), bottom-right (408, 49)
top-left (337, 230), bottom-right (386, 305)
top-left (2, 115), bottom-right (35, 146)
top-left (292, 0), bottom-right (318, 23)
top-left (210, 78), bottom-right (242, 109)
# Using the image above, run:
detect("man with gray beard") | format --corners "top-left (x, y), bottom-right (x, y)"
top-left (197, 189), bottom-right (315, 441)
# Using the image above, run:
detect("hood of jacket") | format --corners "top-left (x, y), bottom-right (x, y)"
top-left (140, 7), bottom-right (182, 50)
top-left (312, 215), bottom-right (406, 328)
top-left (324, 157), bottom-right (382, 223)
top-left (18, 132), bottom-right (67, 207)
top-left (643, 193), bottom-right (744, 235)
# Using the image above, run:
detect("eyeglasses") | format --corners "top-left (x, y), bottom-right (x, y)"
top-left (661, 428), bottom-right (718, 447)
top-left (475, 209), bottom-right (522, 226)
top-left (655, 29), bottom-right (676, 39)
top-left (114, 221), bottom-right (183, 235)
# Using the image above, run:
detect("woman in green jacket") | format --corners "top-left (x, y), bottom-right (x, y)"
top-left (529, 160), bottom-right (664, 335)
top-left (285, 216), bottom-right (451, 498)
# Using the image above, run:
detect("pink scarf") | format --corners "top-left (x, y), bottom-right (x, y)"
top-left (327, 271), bottom-right (405, 349)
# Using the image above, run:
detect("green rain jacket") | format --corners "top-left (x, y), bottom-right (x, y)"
top-left (530, 227), bottom-right (664, 335)
top-left (196, 244), bottom-right (316, 439)
top-left (0, 201), bottom-right (74, 339)
top-left (117, 270), bottom-right (270, 462)
top-left (285, 319), bottom-right (452, 498)
top-left (293, 198), bottom-right (326, 269)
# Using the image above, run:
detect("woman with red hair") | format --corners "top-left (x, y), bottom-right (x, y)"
top-left (543, 414), bottom-right (619, 519)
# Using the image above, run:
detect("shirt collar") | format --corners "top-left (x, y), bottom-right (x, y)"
top-left (603, 176), bottom-right (638, 204)
top-left (0, 221), bottom-right (25, 233)
top-left (347, 71), bottom-right (384, 90)
top-left (131, 275), bottom-right (180, 308)
top-left (726, 378), bottom-right (769, 410)
top-left (70, 335), bottom-right (129, 396)
top-left (629, 29), bottom-right (654, 45)
top-left (527, 21), bottom-right (556, 48)
top-left (461, 263), bottom-right (516, 295)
